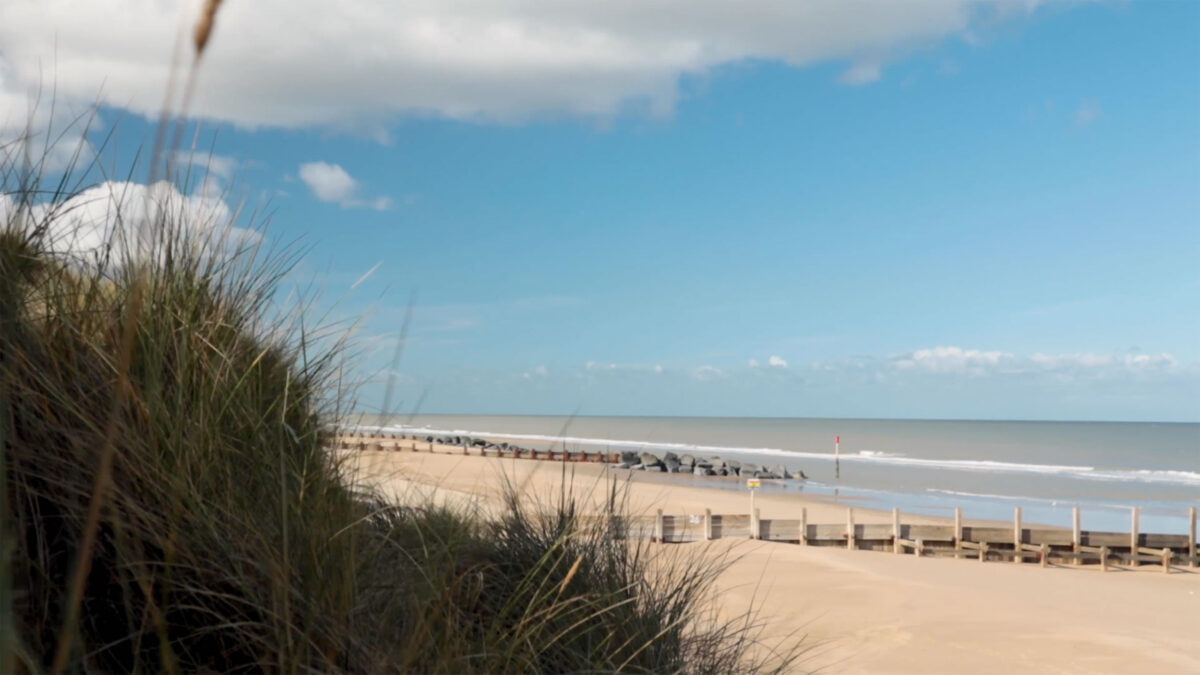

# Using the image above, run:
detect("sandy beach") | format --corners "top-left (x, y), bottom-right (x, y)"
top-left (342, 439), bottom-right (1200, 674)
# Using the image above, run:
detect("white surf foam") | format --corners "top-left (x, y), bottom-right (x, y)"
top-left (360, 423), bottom-right (1200, 487)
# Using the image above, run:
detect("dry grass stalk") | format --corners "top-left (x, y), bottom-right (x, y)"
top-left (193, 0), bottom-right (225, 57)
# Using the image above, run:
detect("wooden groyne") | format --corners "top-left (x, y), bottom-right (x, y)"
top-left (339, 432), bottom-right (1199, 573)
top-left (338, 432), bottom-right (635, 463)
top-left (630, 505), bottom-right (1198, 573)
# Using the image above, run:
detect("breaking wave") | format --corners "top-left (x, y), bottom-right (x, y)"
top-left (358, 423), bottom-right (1200, 487)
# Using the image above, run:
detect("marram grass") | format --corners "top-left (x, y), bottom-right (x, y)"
top-left (0, 147), bottom-right (798, 673)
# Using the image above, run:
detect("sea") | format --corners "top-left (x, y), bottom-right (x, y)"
top-left (355, 414), bottom-right (1200, 534)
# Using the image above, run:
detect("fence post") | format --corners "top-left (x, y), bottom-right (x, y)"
top-left (655, 509), bottom-right (664, 544)
top-left (979, 542), bottom-right (987, 563)
top-left (1100, 546), bottom-right (1109, 573)
top-left (915, 538), bottom-right (924, 557)
top-left (1130, 507), bottom-right (1139, 568)
top-left (1040, 543), bottom-right (1049, 568)
top-left (892, 507), bottom-right (901, 554)
top-left (1072, 507), bottom-right (1081, 566)
top-left (800, 508), bottom-right (808, 546)
top-left (1162, 548), bottom-right (1171, 574)
top-left (704, 508), bottom-right (713, 541)
top-left (1189, 507), bottom-right (1196, 569)
top-left (1013, 507), bottom-right (1022, 564)
top-left (753, 508), bottom-right (761, 540)
top-left (846, 508), bottom-right (855, 551)
top-left (954, 507), bottom-right (962, 557)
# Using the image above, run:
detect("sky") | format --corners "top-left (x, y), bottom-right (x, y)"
top-left (1, 1), bottom-right (1197, 421)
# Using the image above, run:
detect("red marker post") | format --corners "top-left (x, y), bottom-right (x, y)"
top-left (835, 435), bottom-right (840, 480)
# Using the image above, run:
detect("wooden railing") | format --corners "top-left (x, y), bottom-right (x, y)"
top-left (629, 506), bottom-right (1199, 573)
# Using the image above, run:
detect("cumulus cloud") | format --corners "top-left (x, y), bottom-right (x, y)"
top-left (0, 1), bottom-right (1037, 132)
top-left (297, 162), bottom-right (391, 210)
top-left (2, 180), bottom-right (258, 263)
top-left (768, 355), bottom-right (788, 368)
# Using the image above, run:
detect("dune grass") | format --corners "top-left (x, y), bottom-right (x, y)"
top-left (0, 131), bottom-right (798, 672)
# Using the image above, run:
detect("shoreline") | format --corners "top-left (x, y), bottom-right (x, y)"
top-left (346, 421), bottom-right (1200, 534)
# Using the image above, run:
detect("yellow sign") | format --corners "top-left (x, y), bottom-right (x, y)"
top-left (746, 478), bottom-right (761, 489)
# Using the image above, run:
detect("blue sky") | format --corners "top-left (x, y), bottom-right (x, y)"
top-left (2, 1), bottom-right (1198, 421)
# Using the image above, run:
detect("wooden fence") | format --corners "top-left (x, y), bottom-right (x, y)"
top-left (341, 432), bottom-right (1199, 573)
top-left (630, 505), bottom-right (1198, 573)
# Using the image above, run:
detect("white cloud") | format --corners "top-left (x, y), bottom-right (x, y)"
top-left (297, 161), bottom-right (391, 210)
top-left (585, 361), bottom-right (659, 374)
top-left (839, 62), bottom-right (882, 86)
top-left (748, 358), bottom-right (760, 368)
top-left (2, 180), bottom-right (258, 263)
top-left (522, 364), bottom-right (549, 379)
top-left (768, 355), bottom-right (788, 368)
top-left (692, 365), bottom-right (724, 381)
top-left (0, 1), bottom-right (1038, 132)
top-left (892, 345), bottom-right (1014, 375)
top-left (298, 162), bottom-right (357, 202)
top-left (0, 59), bottom-right (96, 172)
top-left (1073, 99), bottom-right (1101, 126)
top-left (172, 150), bottom-right (239, 182)
top-left (885, 346), bottom-right (1186, 379)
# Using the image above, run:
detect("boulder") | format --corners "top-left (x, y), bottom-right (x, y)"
top-left (693, 466), bottom-right (714, 476)
top-left (726, 459), bottom-right (742, 474)
top-left (639, 452), bottom-right (663, 468)
top-left (740, 462), bottom-right (760, 476)
top-left (620, 451), bottom-right (640, 465)
top-left (679, 454), bottom-right (696, 468)
top-left (769, 464), bottom-right (791, 480)
top-left (754, 470), bottom-right (776, 479)
top-left (796, 470), bottom-right (808, 480)
top-left (664, 457), bottom-right (681, 473)
top-left (643, 463), bottom-right (665, 472)
top-left (663, 451), bottom-right (680, 463)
